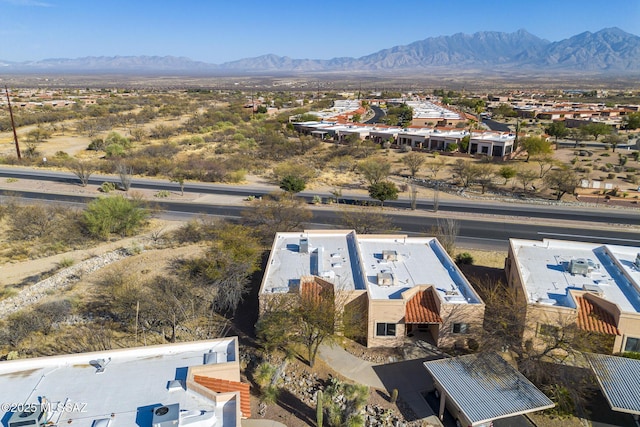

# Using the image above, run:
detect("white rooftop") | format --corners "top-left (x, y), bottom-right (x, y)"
top-left (405, 101), bottom-right (463, 120)
top-left (261, 231), bottom-right (482, 305)
top-left (511, 239), bottom-right (640, 312)
top-left (261, 230), bottom-right (365, 293)
top-left (357, 236), bottom-right (481, 303)
top-left (0, 338), bottom-right (239, 427)
top-left (471, 131), bottom-right (515, 143)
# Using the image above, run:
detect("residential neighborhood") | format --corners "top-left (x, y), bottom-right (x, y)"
top-left (1, 2), bottom-right (640, 426)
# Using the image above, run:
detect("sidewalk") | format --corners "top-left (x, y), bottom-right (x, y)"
top-left (318, 343), bottom-right (443, 426)
top-left (318, 343), bottom-right (385, 389)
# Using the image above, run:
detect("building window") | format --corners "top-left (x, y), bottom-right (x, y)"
top-left (452, 323), bottom-right (468, 334)
top-left (624, 337), bottom-right (640, 353)
top-left (376, 323), bottom-right (396, 337)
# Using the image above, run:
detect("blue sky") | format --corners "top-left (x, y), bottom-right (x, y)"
top-left (1, 0), bottom-right (638, 63)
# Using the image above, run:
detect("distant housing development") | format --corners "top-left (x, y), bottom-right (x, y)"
top-left (293, 98), bottom-right (517, 158)
top-left (259, 230), bottom-right (485, 349)
top-left (506, 239), bottom-right (640, 354)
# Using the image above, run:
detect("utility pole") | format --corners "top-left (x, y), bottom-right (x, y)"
top-left (5, 85), bottom-right (21, 159)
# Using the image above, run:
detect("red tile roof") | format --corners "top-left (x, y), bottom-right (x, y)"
top-left (576, 296), bottom-right (619, 336)
top-left (406, 289), bottom-right (442, 324)
top-left (193, 375), bottom-right (251, 418)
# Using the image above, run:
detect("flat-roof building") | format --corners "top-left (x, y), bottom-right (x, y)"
top-left (505, 238), bottom-right (640, 354)
top-left (0, 337), bottom-right (249, 427)
top-left (260, 230), bottom-right (484, 349)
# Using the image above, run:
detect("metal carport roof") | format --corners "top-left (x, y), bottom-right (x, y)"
top-left (586, 353), bottom-right (640, 415)
top-left (424, 353), bottom-right (554, 426)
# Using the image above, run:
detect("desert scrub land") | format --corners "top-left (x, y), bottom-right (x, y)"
top-left (1, 88), bottom-right (638, 209)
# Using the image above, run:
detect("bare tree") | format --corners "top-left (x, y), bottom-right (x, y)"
top-left (426, 157), bottom-right (447, 178)
top-left (431, 218), bottom-right (459, 256)
top-left (339, 206), bottom-right (399, 234)
top-left (402, 152), bottom-right (426, 178)
top-left (475, 163), bottom-right (495, 194)
top-left (533, 155), bottom-right (557, 178)
top-left (241, 192), bottom-right (312, 244)
top-left (544, 167), bottom-right (580, 201)
top-left (116, 162), bottom-right (133, 191)
top-left (451, 159), bottom-right (480, 188)
top-left (69, 160), bottom-right (96, 187)
top-left (170, 171), bottom-right (186, 196)
top-left (516, 168), bottom-right (538, 191)
top-left (409, 183), bottom-right (419, 210)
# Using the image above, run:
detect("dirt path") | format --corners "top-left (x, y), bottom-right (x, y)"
top-left (0, 219), bottom-right (180, 288)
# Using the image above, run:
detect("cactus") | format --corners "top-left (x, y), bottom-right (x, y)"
top-left (316, 390), bottom-right (323, 427)
top-left (390, 388), bottom-right (398, 405)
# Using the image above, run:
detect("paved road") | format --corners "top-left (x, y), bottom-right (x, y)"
top-left (2, 188), bottom-right (639, 250)
top-left (365, 105), bottom-right (386, 124)
top-left (1, 167), bottom-right (638, 226)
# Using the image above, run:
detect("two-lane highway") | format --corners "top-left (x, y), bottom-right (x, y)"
top-left (1, 185), bottom-right (639, 251)
top-left (1, 167), bottom-right (638, 226)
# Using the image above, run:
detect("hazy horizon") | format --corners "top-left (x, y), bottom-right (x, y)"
top-left (1, 0), bottom-right (638, 64)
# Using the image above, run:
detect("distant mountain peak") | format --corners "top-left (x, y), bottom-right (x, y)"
top-left (2, 28), bottom-right (638, 75)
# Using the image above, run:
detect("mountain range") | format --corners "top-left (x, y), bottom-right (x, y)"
top-left (1, 28), bottom-right (638, 75)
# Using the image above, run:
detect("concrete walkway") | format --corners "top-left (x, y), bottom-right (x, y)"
top-left (318, 343), bottom-right (444, 426)
top-left (318, 343), bottom-right (385, 389)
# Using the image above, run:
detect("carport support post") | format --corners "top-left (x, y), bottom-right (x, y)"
top-left (438, 389), bottom-right (446, 421)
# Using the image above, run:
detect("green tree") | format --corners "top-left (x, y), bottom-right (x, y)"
top-left (498, 165), bottom-right (517, 185)
top-left (582, 122), bottom-right (612, 141)
top-left (82, 195), bottom-right (149, 239)
top-left (544, 167), bottom-right (580, 201)
top-left (492, 103), bottom-right (517, 118)
top-left (384, 103), bottom-right (413, 127)
top-left (567, 127), bottom-right (588, 148)
top-left (520, 136), bottom-right (552, 162)
top-left (545, 122), bottom-right (568, 146)
top-left (368, 181), bottom-right (399, 207)
top-left (603, 133), bottom-right (625, 153)
top-left (357, 158), bottom-right (391, 185)
top-left (623, 112), bottom-right (640, 130)
top-left (279, 175), bottom-right (306, 196)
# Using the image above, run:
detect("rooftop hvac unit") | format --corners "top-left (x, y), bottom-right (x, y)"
top-left (583, 284), bottom-right (604, 296)
top-left (152, 403), bottom-right (179, 427)
top-left (300, 238), bottom-right (309, 254)
top-left (382, 250), bottom-right (398, 261)
top-left (569, 258), bottom-right (589, 275)
top-left (8, 406), bottom-right (45, 427)
top-left (635, 253), bottom-right (640, 269)
top-left (377, 272), bottom-right (395, 286)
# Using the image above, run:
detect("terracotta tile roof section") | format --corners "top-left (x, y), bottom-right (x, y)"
top-left (193, 375), bottom-right (251, 418)
top-left (406, 289), bottom-right (442, 324)
top-left (575, 296), bottom-right (620, 335)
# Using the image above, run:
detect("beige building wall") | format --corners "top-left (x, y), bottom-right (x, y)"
top-left (438, 303), bottom-right (485, 348)
top-left (367, 298), bottom-right (406, 348)
top-left (506, 245), bottom-right (640, 354)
